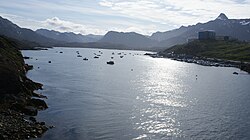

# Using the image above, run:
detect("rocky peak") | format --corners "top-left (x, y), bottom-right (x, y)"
top-left (216, 13), bottom-right (229, 20)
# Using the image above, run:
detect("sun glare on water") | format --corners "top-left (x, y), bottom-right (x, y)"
top-left (131, 58), bottom-right (194, 139)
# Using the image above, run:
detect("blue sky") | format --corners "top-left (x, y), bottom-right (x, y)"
top-left (0, 0), bottom-right (249, 35)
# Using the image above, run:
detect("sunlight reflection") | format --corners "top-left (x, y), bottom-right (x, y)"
top-left (132, 58), bottom-right (191, 139)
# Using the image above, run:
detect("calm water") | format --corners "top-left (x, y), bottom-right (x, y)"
top-left (22, 47), bottom-right (250, 140)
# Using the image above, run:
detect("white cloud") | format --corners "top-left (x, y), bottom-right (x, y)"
top-left (42, 17), bottom-right (106, 35)
top-left (99, 0), bottom-right (250, 27)
top-left (0, 12), bottom-right (42, 30)
top-left (109, 25), bottom-right (158, 35)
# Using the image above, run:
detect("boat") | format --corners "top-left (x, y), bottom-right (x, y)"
top-left (77, 55), bottom-right (82, 57)
top-left (94, 56), bottom-right (99, 58)
top-left (233, 72), bottom-right (239, 75)
top-left (107, 61), bottom-right (114, 65)
top-left (83, 58), bottom-right (88, 61)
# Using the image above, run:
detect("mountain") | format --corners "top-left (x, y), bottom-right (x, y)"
top-left (151, 13), bottom-right (250, 49)
top-left (99, 31), bottom-right (157, 50)
top-left (36, 29), bottom-right (102, 43)
top-left (0, 16), bottom-right (58, 45)
top-left (150, 26), bottom-right (189, 42)
top-left (216, 13), bottom-right (228, 20)
top-left (85, 34), bottom-right (103, 41)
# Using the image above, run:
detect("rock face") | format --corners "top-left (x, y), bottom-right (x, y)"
top-left (0, 36), bottom-right (49, 139)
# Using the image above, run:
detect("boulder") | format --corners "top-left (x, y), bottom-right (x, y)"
top-left (28, 99), bottom-right (48, 110)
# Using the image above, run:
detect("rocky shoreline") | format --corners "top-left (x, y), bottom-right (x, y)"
top-left (145, 52), bottom-right (250, 73)
top-left (0, 36), bottom-right (51, 139)
top-left (0, 108), bottom-right (49, 139)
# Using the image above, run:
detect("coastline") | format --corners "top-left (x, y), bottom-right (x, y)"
top-left (146, 52), bottom-right (250, 73)
top-left (156, 40), bottom-right (250, 74)
top-left (0, 36), bottom-right (50, 139)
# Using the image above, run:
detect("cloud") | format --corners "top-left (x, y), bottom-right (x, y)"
top-left (43, 17), bottom-right (106, 35)
top-left (43, 16), bottom-right (161, 35)
top-left (99, 0), bottom-right (250, 27)
top-left (0, 12), bottom-right (43, 30)
top-left (109, 25), bottom-right (159, 35)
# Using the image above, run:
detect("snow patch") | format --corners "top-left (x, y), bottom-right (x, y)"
top-left (240, 20), bottom-right (250, 25)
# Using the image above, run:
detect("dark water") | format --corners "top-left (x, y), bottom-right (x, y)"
top-left (22, 47), bottom-right (250, 140)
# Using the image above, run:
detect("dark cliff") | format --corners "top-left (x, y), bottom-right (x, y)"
top-left (0, 36), bottom-right (49, 139)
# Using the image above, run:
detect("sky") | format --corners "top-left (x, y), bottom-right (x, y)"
top-left (0, 0), bottom-right (249, 35)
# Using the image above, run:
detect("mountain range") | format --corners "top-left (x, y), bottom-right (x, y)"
top-left (151, 13), bottom-right (250, 49)
top-left (0, 16), bottom-right (57, 46)
top-left (91, 13), bottom-right (250, 50)
top-left (0, 13), bottom-right (249, 50)
top-left (0, 16), bottom-right (102, 47)
top-left (36, 29), bottom-right (102, 43)
top-left (98, 31), bottom-right (157, 50)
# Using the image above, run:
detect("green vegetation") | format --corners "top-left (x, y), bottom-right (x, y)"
top-left (164, 40), bottom-right (250, 62)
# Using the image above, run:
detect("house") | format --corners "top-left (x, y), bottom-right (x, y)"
top-left (198, 31), bottom-right (216, 40)
top-left (216, 36), bottom-right (230, 41)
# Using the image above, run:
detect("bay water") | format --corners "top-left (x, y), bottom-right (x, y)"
top-left (22, 47), bottom-right (250, 140)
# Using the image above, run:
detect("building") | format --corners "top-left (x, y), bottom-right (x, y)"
top-left (216, 36), bottom-right (230, 41)
top-left (198, 31), bottom-right (216, 40)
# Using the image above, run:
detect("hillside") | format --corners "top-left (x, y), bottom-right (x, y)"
top-left (0, 35), bottom-right (49, 50)
top-left (159, 39), bottom-right (250, 73)
top-left (162, 40), bottom-right (250, 62)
